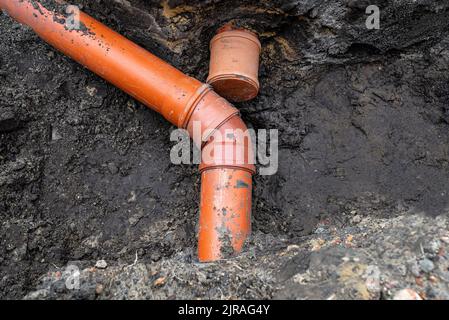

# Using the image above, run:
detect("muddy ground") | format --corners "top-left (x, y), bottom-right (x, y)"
top-left (1, 0), bottom-right (449, 299)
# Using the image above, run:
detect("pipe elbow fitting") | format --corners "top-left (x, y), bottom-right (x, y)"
top-left (186, 90), bottom-right (255, 262)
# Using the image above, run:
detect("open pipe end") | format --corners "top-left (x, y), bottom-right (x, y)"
top-left (198, 168), bottom-right (252, 262)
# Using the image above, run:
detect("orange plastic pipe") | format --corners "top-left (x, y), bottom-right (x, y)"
top-left (207, 25), bottom-right (261, 102)
top-left (198, 115), bottom-right (255, 260)
top-left (0, 0), bottom-right (255, 262)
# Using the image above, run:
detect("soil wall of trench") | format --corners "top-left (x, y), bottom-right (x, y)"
top-left (1, 0), bottom-right (449, 299)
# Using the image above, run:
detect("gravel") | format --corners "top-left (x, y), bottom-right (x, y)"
top-left (22, 214), bottom-right (449, 300)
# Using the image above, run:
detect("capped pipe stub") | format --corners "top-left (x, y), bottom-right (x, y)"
top-left (207, 26), bottom-right (261, 102)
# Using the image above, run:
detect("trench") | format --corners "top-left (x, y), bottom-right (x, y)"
top-left (1, 0), bottom-right (449, 298)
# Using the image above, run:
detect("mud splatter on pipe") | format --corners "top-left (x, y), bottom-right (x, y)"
top-left (0, 0), bottom-right (256, 262)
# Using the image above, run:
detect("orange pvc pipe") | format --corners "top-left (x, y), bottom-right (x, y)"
top-left (0, 0), bottom-right (256, 262)
top-left (207, 25), bottom-right (261, 102)
top-left (199, 168), bottom-right (252, 261)
top-left (198, 114), bottom-right (255, 261)
top-left (0, 0), bottom-right (202, 127)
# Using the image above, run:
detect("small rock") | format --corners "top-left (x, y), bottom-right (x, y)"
top-left (24, 289), bottom-right (50, 300)
top-left (415, 277), bottom-right (424, 287)
top-left (74, 283), bottom-right (97, 300)
top-left (95, 260), bottom-right (108, 269)
top-left (86, 86), bottom-right (97, 96)
top-left (67, 115), bottom-right (82, 126)
top-left (408, 261), bottom-right (421, 277)
top-left (429, 289), bottom-right (449, 300)
top-left (150, 251), bottom-right (161, 262)
top-left (127, 191), bottom-right (137, 203)
top-left (393, 288), bottom-right (422, 300)
top-left (345, 234), bottom-right (354, 245)
top-left (107, 162), bottom-right (118, 174)
top-left (95, 284), bottom-right (104, 295)
top-left (419, 259), bottom-right (434, 273)
top-left (364, 265), bottom-right (381, 293)
top-left (197, 272), bottom-right (207, 284)
top-left (314, 227), bottom-right (327, 234)
top-left (429, 275), bottom-right (438, 284)
top-left (286, 244), bottom-right (300, 252)
top-left (423, 240), bottom-right (441, 255)
top-left (51, 127), bottom-right (62, 141)
top-left (153, 276), bottom-right (166, 287)
top-left (440, 236), bottom-right (449, 244)
top-left (52, 279), bottom-right (67, 293)
top-left (310, 238), bottom-right (325, 251)
top-left (397, 264), bottom-right (407, 276)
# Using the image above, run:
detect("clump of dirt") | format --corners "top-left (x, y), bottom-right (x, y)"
top-left (1, 0), bottom-right (449, 299)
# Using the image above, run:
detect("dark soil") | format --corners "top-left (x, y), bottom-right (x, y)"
top-left (1, 0), bottom-right (449, 299)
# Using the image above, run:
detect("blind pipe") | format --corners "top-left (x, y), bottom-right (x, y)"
top-left (0, 0), bottom-right (255, 262)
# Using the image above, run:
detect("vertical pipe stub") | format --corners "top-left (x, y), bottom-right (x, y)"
top-left (198, 168), bottom-right (253, 262)
top-left (207, 25), bottom-right (261, 102)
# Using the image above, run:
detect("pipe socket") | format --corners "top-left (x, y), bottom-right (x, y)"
top-left (207, 25), bottom-right (261, 102)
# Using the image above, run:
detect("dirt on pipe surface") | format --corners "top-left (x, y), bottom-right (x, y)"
top-left (1, 0), bottom-right (449, 299)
